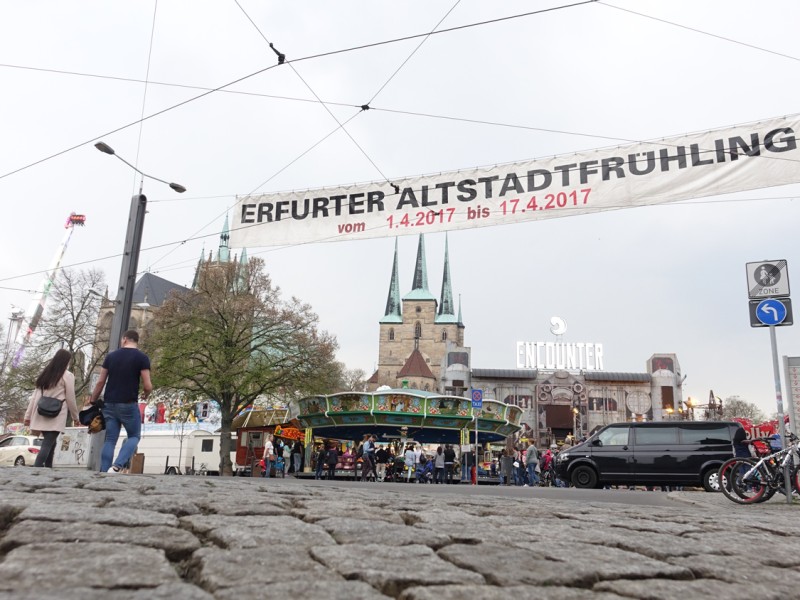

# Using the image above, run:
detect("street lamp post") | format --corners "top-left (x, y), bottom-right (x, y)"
top-left (87, 142), bottom-right (185, 471)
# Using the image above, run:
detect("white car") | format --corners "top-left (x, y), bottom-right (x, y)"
top-left (0, 435), bottom-right (43, 466)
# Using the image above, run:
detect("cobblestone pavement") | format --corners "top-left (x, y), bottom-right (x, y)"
top-left (0, 467), bottom-right (798, 599)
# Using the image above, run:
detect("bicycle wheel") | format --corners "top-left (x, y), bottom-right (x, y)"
top-left (719, 458), bottom-right (768, 504)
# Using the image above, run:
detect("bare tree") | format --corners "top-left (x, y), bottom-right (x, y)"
top-left (0, 269), bottom-right (104, 427)
top-left (721, 395), bottom-right (766, 423)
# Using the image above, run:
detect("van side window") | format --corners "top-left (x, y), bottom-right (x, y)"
top-left (679, 425), bottom-right (730, 445)
top-left (597, 426), bottom-right (630, 446)
top-left (635, 427), bottom-right (679, 445)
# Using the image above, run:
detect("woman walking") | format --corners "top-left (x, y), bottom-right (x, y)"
top-left (433, 446), bottom-right (446, 484)
top-left (23, 349), bottom-right (79, 468)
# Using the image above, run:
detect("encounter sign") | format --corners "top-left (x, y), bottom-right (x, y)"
top-left (231, 115), bottom-right (800, 247)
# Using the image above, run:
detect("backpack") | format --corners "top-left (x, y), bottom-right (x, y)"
top-left (356, 445), bottom-right (364, 458)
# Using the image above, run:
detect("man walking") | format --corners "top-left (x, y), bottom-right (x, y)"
top-left (89, 330), bottom-right (152, 473)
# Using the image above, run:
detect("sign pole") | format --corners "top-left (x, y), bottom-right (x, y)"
top-left (783, 356), bottom-right (799, 437)
top-left (768, 326), bottom-right (793, 504)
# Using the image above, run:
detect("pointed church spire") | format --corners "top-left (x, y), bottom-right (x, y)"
top-left (458, 294), bottom-right (463, 325)
top-left (236, 247), bottom-right (249, 291)
top-left (217, 215), bottom-right (230, 263)
top-left (412, 234), bottom-right (428, 292)
top-left (403, 234), bottom-right (436, 301)
top-left (380, 238), bottom-right (402, 323)
top-left (437, 234), bottom-right (455, 316)
top-left (192, 244), bottom-right (205, 289)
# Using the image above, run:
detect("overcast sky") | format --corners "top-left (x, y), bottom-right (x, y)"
top-left (1, 1), bottom-right (799, 417)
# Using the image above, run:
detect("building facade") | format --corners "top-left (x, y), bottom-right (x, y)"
top-left (369, 236), bottom-right (685, 445)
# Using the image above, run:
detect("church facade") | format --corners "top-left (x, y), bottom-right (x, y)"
top-left (367, 235), bottom-right (466, 393)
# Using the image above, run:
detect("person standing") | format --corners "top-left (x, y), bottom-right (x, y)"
top-left (262, 434), bottom-right (274, 478)
top-left (24, 349), bottom-right (79, 468)
top-left (375, 444), bottom-right (389, 482)
top-left (314, 444), bottom-right (326, 480)
top-left (360, 435), bottom-right (374, 482)
top-left (404, 444), bottom-right (416, 482)
top-left (291, 439), bottom-right (303, 474)
top-left (500, 449), bottom-right (514, 486)
top-left (525, 443), bottom-right (540, 487)
top-left (89, 330), bottom-right (152, 474)
top-left (433, 446), bottom-right (446, 484)
top-left (282, 440), bottom-right (292, 475)
top-left (443, 444), bottom-right (456, 484)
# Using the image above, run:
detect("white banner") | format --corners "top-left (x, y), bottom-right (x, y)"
top-left (231, 115), bottom-right (800, 247)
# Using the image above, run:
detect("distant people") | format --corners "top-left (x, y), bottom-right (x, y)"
top-left (23, 349), bottom-right (79, 468)
top-left (89, 329), bottom-right (152, 474)
top-left (443, 444), bottom-right (456, 484)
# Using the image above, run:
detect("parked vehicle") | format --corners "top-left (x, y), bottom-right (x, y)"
top-left (0, 434), bottom-right (42, 466)
top-left (555, 421), bottom-right (743, 492)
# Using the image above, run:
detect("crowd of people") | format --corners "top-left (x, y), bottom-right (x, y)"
top-left (286, 434), bottom-right (571, 486)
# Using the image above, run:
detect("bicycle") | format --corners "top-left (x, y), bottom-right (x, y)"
top-left (718, 434), bottom-right (799, 504)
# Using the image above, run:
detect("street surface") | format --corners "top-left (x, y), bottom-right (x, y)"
top-left (0, 467), bottom-right (798, 599)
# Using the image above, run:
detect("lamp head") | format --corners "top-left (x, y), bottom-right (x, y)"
top-left (94, 142), bottom-right (115, 155)
top-left (169, 183), bottom-right (187, 193)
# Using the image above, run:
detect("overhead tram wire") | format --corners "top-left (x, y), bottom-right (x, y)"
top-left (234, 0), bottom-right (393, 188)
top-left (144, 110), bottom-right (365, 271)
top-left (132, 0), bottom-right (160, 193)
top-left (598, 2), bottom-right (800, 63)
top-left (0, 0), bottom-right (596, 182)
top-left (147, 0), bottom-right (462, 273)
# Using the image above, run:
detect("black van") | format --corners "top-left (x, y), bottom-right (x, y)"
top-left (555, 421), bottom-right (744, 492)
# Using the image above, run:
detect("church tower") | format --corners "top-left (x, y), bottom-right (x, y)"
top-left (368, 234), bottom-right (465, 392)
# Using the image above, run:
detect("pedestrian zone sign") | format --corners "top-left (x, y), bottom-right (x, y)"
top-left (746, 260), bottom-right (790, 299)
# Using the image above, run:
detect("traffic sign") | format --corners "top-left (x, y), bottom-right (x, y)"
top-left (471, 388), bottom-right (483, 409)
top-left (749, 297), bottom-right (793, 327)
top-left (746, 260), bottom-right (790, 299)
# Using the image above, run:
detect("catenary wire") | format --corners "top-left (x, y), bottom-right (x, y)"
top-left (132, 0), bottom-right (160, 194)
top-left (0, 0), bottom-right (596, 182)
top-left (147, 0), bottom-right (462, 270)
top-left (598, 2), bottom-right (800, 63)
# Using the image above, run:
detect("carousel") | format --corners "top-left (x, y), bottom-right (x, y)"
top-left (293, 389), bottom-right (522, 444)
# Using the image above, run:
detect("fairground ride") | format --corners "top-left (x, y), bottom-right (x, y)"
top-left (3, 213), bottom-right (86, 371)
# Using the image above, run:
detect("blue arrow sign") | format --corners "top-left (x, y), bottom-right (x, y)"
top-left (756, 298), bottom-right (788, 325)
top-left (471, 388), bottom-right (483, 409)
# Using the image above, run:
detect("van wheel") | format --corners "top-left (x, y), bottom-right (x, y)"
top-left (165, 467), bottom-right (179, 475)
top-left (571, 465), bottom-right (597, 489)
top-left (702, 468), bottom-right (722, 493)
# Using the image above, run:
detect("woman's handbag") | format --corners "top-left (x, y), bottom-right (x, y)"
top-left (37, 395), bottom-right (64, 418)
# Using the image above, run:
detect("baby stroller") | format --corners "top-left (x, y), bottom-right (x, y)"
top-left (415, 457), bottom-right (434, 483)
top-left (384, 458), bottom-right (404, 482)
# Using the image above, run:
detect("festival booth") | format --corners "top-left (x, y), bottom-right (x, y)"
top-left (232, 408), bottom-right (304, 475)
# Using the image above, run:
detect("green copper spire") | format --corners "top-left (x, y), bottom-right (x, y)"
top-left (217, 215), bottom-right (230, 263)
top-left (436, 234), bottom-right (457, 323)
top-left (403, 234), bottom-right (436, 301)
top-left (191, 244), bottom-right (205, 289)
top-left (237, 247), bottom-right (249, 290)
top-left (380, 238), bottom-right (402, 324)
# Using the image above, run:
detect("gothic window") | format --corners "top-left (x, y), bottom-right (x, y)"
top-left (414, 322), bottom-right (421, 349)
top-left (441, 330), bottom-right (447, 342)
top-left (389, 328), bottom-right (395, 341)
